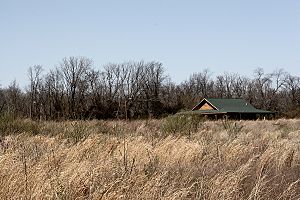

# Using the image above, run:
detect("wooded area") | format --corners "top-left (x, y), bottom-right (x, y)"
top-left (0, 56), bottom-right (299, 120)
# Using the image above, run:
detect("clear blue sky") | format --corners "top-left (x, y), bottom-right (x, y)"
top-left (1, 0), bottom-right (299, 87)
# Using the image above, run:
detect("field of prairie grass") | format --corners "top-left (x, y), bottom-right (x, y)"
top-left (0, 117), bottom-right (300, 199)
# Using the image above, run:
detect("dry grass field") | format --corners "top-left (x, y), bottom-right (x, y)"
top-left (0, 116), bottom-right (300, 199)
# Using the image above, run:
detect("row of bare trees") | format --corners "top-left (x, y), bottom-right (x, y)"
top-left (0, 56), bottom-right (300, 120)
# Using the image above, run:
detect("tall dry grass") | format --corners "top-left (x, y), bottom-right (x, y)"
top-left (0, 118), bottom-right (299, 199)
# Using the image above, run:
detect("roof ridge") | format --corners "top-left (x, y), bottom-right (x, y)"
top-left (206, 98), bottom-right (245, 99)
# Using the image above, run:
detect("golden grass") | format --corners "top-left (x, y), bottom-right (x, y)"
top-left (0, 119), bottom-right (299, 199)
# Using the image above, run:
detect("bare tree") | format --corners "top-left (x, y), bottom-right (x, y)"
top-left (0, 87), bottom-right (6, 114)
top-left (265, 69), bottom-right (287, 111)
top-left (215, 73), bottom-right (249, 99)
top-left (232, 75), bottom-right (249, 98)
top-left (44, 69), bottom-right (67, 119)
top-left (284, 74), bottom-right (300, 106)
top-left (4, 80), bottom-right (24, 118)
top-left (28, 65), bottom-right (43, 119)
top-left (59, 56), bottom-right (93, 118)
top-left (140, 61), bottom-right (166, 117)
top-left (249, 68), bottom-right (272, 109)
top-left (180, 69), bottom-right (213, 108)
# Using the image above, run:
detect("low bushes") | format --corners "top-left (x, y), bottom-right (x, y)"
top-left (161, 112), bottom-right (204, 136)
top-left (0, 113), bottom-right (40, 136)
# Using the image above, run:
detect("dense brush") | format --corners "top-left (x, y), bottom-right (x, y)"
top-left (0, 119), bottom-right (299, 199)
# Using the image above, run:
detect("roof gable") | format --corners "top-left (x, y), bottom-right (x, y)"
top-left (199, 102), bottom-right (215, 110)
top-left (192, 98), bottom-right (218, 111)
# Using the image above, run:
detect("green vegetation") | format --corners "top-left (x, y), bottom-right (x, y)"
top-left (0, 113), bottom-right (40, 136)
top-left (161, 113), bottom-right (203, 136)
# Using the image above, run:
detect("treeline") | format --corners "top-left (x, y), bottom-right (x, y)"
top-left (0, 56), bottom-right (299, 120)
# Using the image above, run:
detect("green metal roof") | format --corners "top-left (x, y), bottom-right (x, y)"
top-left (192, 98), bottom-right (273, 114)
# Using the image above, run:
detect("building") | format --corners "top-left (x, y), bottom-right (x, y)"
top-left (191, 98), bottom-right (274, 120)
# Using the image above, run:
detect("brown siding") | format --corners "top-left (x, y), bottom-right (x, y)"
top-left (199, 102), bottom-right (214, 110)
